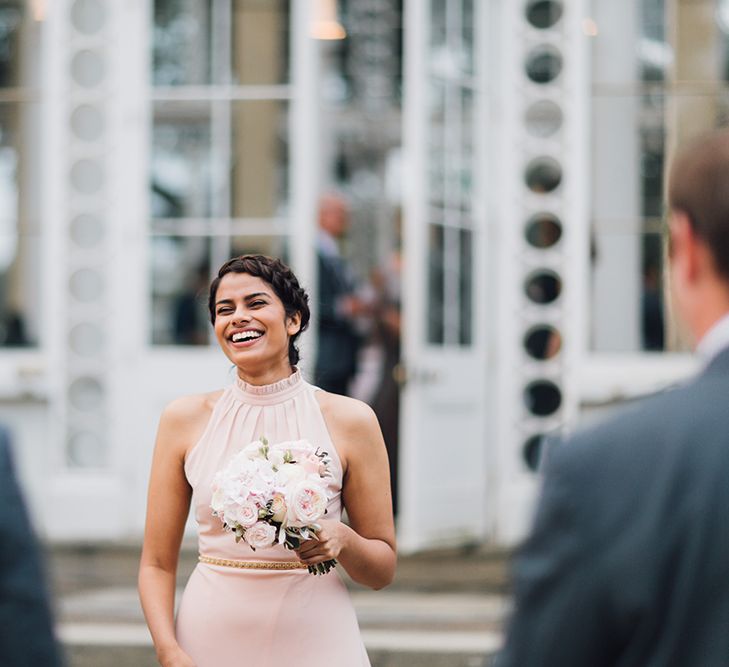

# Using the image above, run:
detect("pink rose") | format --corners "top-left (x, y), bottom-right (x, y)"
top-left (226, 499), bottom-right (259, 528)
top-left (244, 521), bottom-right (277, 550)
top-left (287, 480), bottom-right (328, 527)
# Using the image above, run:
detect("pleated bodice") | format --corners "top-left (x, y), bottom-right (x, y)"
top-left (183, 369), bottom-right (343, 561)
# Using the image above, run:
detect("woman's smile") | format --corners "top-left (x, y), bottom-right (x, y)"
top-left (213, 272), bottom-right (297, 383)
top-left (229, 328), bottom-right (265, 347)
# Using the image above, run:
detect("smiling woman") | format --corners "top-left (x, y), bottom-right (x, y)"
top-left (208, 255), bottom-right (310, 379)
top-left (139, 254), bottom-right (396, 667)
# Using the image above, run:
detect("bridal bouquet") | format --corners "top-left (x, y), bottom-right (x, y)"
top-left (210, 437), bottom-right (337, 575)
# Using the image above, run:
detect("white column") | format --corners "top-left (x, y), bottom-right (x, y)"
top-left (44, 0), bottom-right (137, 539)
top-left (492, 0), bottom-right (591, 544)
top-left (290, 0), bottom-right (320, 377)
top-left (590, 0), bottom-right (641, 351)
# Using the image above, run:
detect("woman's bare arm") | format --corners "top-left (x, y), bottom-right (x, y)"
top-left (298, 394), bottom-right (396, 590)
top-left (138, 393), bottom-right (217, 666)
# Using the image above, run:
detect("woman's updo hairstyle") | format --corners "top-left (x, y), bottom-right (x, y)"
top-left (208, 255), bottom-right (311, 366)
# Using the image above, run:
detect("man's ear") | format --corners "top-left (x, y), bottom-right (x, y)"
top-left (669, 210), bottom-right (699, 284)
top-left (287, 312), bottom-right (302, 336)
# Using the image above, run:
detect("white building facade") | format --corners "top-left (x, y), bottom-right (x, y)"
top-left (0, 0), bottom-right (718, 548)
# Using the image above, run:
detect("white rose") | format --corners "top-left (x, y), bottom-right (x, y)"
top-left (242, 439), bottom-right (268, 459)
top-left (223, 507), bottom-right (238, 528)
top-left (268, 449), bottom-right (285, 469)
top-left (287, 480), bottom-right (328, 527)
top-left (274, 462), bottom-right (307, 489)
top-left (244, 521), bottom-right (277, 550)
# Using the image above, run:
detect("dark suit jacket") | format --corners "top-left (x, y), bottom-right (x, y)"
top-left (0, 429), bottom-right (63, 666)
top-left (497, 347), bottom-right (729, 667)
top-left (315, 251), bottom-right (361, 383)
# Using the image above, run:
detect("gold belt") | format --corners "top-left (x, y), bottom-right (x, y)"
top-left (198, 555), bottom-right (308, 570)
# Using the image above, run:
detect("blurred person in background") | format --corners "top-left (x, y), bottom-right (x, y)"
top-left (172, 263), bottom-right (210, 346)
top-left (496, 129), bottom-right (729, 666)
top-left (370, 231), bottom-right (402, 516)
top-left (315, 193), bottom-right (367, 396)
top-left (0, 426), bottom-right (64, 667)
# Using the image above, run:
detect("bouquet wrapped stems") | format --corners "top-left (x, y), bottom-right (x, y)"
top-left (284, 527), bottom-right (337, 576)
top-left (308, 559), bottom-right (337, 576)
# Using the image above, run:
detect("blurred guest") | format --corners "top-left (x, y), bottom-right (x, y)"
top-left (0, 311), bottom-right (30, 347)
top-left (315, 193), bottom-right (365, 395)
top-left (496, 129), bottom-right (729, 666)
top-left (173, 263), bottom-right (210, 345)
top-left (642, 262), bottom-right (665, 351)
top-left (0, 427), bottom-right (63, 666)
top-left (370, 246), bottom-right (402, 515)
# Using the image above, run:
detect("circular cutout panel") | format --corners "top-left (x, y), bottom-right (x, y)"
top-left (525, 45), bottom-right (562, 84)
top-left (70, 213), bottom-right (105, 248)
top-left (524, 325), bottom-right (562, 360)
top-left (525, 270), bottom-right (562, 304)
top-left (71, 159), bottom-right (104, 194)
top-left (525, 213), bottom-right (562, 248)
top-left (525, 1), bottom-right (564, 29)
top-left (67, 431), bottom-right (106, 467)
top-left (525, 100), bottom-right (563, 138)
top-left (70, 268), bottom-right (104, 302)
top-left (71, 0), bottom-right (107, 34)
top-left (525, 156), bottom-right (562, 193)
top-left (70, 323), bottom-right (104, 356)
top-left (71, 49), bottom-right (105, 87)
top-left (524, 379), bottom-right (562, 417)
top-left (69, 376), bottom-right (104, 411)
top-left (70, 104), bottom-right (104, 142)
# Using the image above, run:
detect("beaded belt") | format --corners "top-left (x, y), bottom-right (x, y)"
top-left (199, 555), bottom-right (308, 570)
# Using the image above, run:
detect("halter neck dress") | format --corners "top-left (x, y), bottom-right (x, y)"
top-left (176, 370), bottom-right (370, 666)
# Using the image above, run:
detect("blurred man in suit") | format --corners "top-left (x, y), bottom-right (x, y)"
top-left (315, 193), bottom-right (365, 395)
top-left (496, 129), bottom-right (729, 666)
top-left (0, 427), bottom-right (63, 666)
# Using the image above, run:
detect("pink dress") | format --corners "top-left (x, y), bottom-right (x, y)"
top-left (176, 370), bottom-right (370, 666)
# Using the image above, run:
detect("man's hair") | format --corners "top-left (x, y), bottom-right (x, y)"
top-left (208, 255), bottom-right (310, 366)
top-left (668, 128), bottom-right (729, 281)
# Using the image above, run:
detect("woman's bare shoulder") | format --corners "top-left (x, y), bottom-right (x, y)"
top-left (163, 389), bottom-right (224, 424)
top-left (157, 390), bottom-right (225, 455)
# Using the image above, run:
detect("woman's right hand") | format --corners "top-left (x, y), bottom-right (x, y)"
top-left (157, 645), bottom-right (196, 667)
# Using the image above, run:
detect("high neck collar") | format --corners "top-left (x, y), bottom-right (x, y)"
top-left (232, 368), bottom-right (306, 405)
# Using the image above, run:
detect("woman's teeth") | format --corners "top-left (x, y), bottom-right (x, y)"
top-left (232, 331), bottom-right (263, 343)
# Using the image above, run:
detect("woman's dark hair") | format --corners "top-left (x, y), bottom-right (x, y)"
top-left (208, 255), bottom-right (310, 366)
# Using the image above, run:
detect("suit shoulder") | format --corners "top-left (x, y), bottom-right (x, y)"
top-left (0, 427), bottom-right (10, 463)
top-left (552, 378), bottom-right (720, 479)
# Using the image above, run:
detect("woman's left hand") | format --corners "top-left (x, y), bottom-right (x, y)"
top-left (295, 519), bottom-right (350, 565)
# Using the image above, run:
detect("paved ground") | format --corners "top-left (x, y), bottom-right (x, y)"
top-left (48, 541), bottom-right (512, 667)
